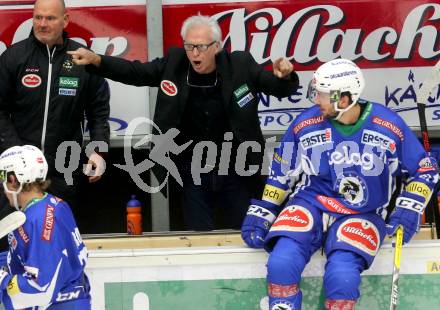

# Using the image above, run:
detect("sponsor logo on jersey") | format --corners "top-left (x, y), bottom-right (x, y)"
top-left (59, 88), bottom-right (77, 96)
top-left (316, 195), bottom-right (359, 214)
top-left (417, 157), bottom-right (436, 173)
top-left (336, 173), bottom-right (368, 208)
top-left (59, 77), bottom-right (79, 88)
top-left (330, 70), bottom-right (357, 79)
top-left (233, 83), bottom-right (249, 98)
top-left (42, 205), bottom-right (55, 241)
top-left (336, 218), bottom-right (380, 256)
top-left (62, 59), bottom-right (74, 71)
top-left (263, 184), bottom-right (287, 205)
top-left (406, 182), bottom-right (431, 200)
top-left (361, 129), bottom-right (396, 154)
top-left (293, 116), bottom-right (324, 134)
top-left (372, 117), bottom-right (404, 141)
top-left (6, 275), bottom-right (21, 296)
top-left (21, 74), bottom-right (42, 88)
top-left (160, 80), bottom-right (177, 96)
top-left (271, 205), bottom-right (313, 232)
top-left (329, 146), bottom-right (374, 170)
top-left (18, 226), bottom-right (29, 243)
top-left (299, 128), bottom-right (332, 150)
top-left (25, 67), bottom-right (39, 73)
top-left (268, 283), bottom-right (299, 298)
top-left (237, 92), bottom-right (254, 108)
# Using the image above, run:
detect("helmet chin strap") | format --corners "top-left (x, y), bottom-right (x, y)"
top-left (332, 100), bottom-right (357, 121)
top-left (2, 181), bottom-right (23, 210)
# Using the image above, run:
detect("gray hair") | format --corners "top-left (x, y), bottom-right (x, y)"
top-left (180, 14), bottom-right (222, 43)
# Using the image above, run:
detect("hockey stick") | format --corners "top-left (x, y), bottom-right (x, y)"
top-left (0, 211), bottom-right (26, 239)
top-left (389, 225), bottom-right (403, 310)
top-left (416, 59), bottom-right (440, 239)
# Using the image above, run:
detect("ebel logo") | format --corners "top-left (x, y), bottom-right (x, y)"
top-left (59, 77), bottom-right (79, 88)
top-left (300, 128), bottom-right (332, 150)
top-left (361, 129), bottom-right (396, 154)
top-left (21, 74), bottom-right (41, 88)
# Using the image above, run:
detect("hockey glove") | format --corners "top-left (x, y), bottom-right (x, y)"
top-left (386, 196), bottom-right (424, 244)
top-left (241, 199), bottom-right (278, 248)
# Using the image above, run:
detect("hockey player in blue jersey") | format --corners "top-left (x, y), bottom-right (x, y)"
top-left (0, 145), bottom-right (91, 309)
top-left (242, 59), bottom-right (439, 310)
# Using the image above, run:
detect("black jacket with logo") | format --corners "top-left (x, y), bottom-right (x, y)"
top-left (0, 32), bottom-right (110, 175)
top-left (88, 47), bottom-right (299, 182)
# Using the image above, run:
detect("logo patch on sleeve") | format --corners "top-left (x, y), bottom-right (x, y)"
top-left (42, 205), bottom-right (55, 241)
top-left (406, 182), bottom-right (431, 200)
top-left (18, 226), bottom-right (29, 243)
top-left (263, 184), bottom-right (287, 205)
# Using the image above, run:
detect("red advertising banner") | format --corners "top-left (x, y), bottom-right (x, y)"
top-left (0, 4), bottom-right (147, 61)
top-left (163, 0), bottom-right (440, 70)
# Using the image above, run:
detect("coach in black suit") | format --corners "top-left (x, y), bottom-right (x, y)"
top-left (69, 14), bottom-right (299, 231)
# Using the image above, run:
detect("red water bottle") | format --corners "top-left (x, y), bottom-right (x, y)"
top-left (127, 195), bottom-right (142, 235)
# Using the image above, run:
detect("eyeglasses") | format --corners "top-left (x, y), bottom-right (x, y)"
top-left (183, 41), bottom-right (216, 52)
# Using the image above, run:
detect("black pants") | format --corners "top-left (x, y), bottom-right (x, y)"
top-left (180, 161), bottom-right (264, 231)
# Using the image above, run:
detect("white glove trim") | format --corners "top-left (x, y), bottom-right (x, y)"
top-left (395, 197), bottom-right (425, 215)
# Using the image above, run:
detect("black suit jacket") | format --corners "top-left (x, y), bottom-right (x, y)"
top-left (88, 47), bottom-right (299, 184)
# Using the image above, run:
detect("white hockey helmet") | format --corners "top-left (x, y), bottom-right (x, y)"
top-left (0, 145), bottom-right (48, 184)
top-left (0, 145), bottom-right (48, 209)
top-left (307, 58), bottom-right (365, 120)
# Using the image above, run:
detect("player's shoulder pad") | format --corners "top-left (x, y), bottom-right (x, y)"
top-left (368, 101), bottom-right (409, 140)
top-left (290, 105), bottom-right (324, 136)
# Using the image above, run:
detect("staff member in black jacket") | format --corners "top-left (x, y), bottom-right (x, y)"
top-left (0, 0), bottom-right (110, 236)
top-left (69, 14), bottom-right (299, 231)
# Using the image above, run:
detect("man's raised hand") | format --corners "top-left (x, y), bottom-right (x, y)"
top-left (273, 57), bottom-right (294, 79)
top-left (67, 48), bottom-right (101, 67)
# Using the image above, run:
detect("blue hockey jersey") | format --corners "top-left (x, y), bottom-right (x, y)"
top-left (1, 193), bottom-right (90, 309)
top-left (263, 101), bottom-right (438, 218)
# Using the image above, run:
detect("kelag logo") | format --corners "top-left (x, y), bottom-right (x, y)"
top-left (59, 77), bottom-right (79, 88)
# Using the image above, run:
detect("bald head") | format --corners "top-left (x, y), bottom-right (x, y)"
top-left (34, 0), bottom-right (66, 13)
top-left (33, 0), bottom-right (68, 48)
